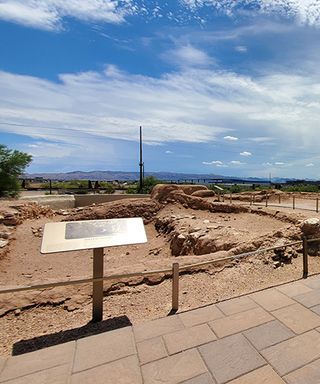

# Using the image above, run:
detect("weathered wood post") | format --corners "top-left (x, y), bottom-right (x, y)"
top-left (230, 193), bottom-right (232, 204)
top-left (293, 195), bottom-right (296, 210)
top-left (303, 237), bottom-right (308, 279)
top-left (279, 194), bottom-right (281, 204)
top-left (265, 192), bottom-right (268, 207)
top-left (172, 263), bottom-right (179, 311)
top-left (316, 198), bottom-right (319, 213)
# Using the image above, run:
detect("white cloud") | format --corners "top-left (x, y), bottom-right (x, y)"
top-left (224, 136), bottom-right (239, 141)
top-left (3, 0), bottom-right (320, 30)
top-left (165, 150), bottom-right (173, 154)
top-left (306, 163), bottom-right (314, 167)
top-left (0, 0), bottom-right (131, 30)
top-left (240, 151), bottom-right (252, 156)
top-left (263, 162), bottom-right (273, 166)
top-left (235, 45), bottom-right (248, 53)
top-left (230, 160), bottom-right (244, 165)
top-left (162, 45), bottom-right (212, 68)
top-left (202, 160), bottom-right (225, 167)
top-left (275, 162), bottom-right (285, 165)
top-left (182, 0), bottom-right (320, 27)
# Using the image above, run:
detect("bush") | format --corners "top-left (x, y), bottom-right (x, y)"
top-left (0, 145), bottom-right (32, 197)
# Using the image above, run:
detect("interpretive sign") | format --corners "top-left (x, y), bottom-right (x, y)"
top-left (41, 217), bottom-right (147, 321)
top-left (41, 217), bottom-right (147, 253)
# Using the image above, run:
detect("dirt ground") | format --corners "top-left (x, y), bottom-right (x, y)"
top-left (1, 188), bottom-right (320, 356)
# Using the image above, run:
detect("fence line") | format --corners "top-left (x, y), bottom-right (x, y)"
top-left (0, 238), bottom-right (312, 299)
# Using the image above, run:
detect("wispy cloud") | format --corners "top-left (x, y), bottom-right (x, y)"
top-left (224, 136), bottom-right (239, 141)
top-left (240, 151), bottom-right (252, 156)
top-left (235, 45), bottom-right (248, 53)
top-left (162, 44), bottom-right (212, 68)
top-left (306, 163), bottom-right (314, 167)
top-left (0, 0), bottom-right (132, 30)
top-left (3, 0), bottom-right (320, 31)
top-left (202, 160), bottom-right (225, 167)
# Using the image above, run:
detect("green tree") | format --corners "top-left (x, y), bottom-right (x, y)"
top-left (0, 145), bottom-right (32, 197)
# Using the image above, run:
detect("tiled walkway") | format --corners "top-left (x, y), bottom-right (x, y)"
top-left (3, 276), bottom-right (320, 383)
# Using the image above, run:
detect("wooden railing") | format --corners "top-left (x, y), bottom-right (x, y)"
top-left (0, 237), bottom-right (317, 313)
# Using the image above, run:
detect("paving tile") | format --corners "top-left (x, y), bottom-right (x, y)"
top-left (294, 289), bottom-right (320, 308)
top-left (284, 357), bottom-right (320, 384)
top-left (71, 355), bottom-right (142, 384)
top-left (142, 348), bottom-right (207, 384)
top-left (134, 315), bottom-right (184, 343)
top-left (209, 307), bottom-right (273, 338)
top-left (250, 288), bottom-right (295, 311)
top-left (272, 303), bottom-right (320, 334)
top-left (73, 326), bottom-right (136, 373)
top-left (2, 364), bottom-right (71, 384)
top-left (243, 320), bottom-right (295, 350)
top-left (276, 281), bottom-right (313, 297)
top-left (199, 333), bottom-right (266, 384)
top-left (227, 365), bottom-right (285, 384)
top-left (178, 305), bottom-right (224, 328)
top-left (261, 330), bottom-right (320, 376)
top-left (216, 296), bottom-right (258, 316)
top-left (0, 342), bottom-right (75, 382)
top-left (163, 324), bottom-right (216, 355)
top-left (311, 304), bottom-right (320, 315)
top-left (181, 372), bottom-right (216, 384)
top-left (137, 336), bottom-right (167, 365)
top-left (301, 275), bottom-right (320, 290)
top-left (0, 358), bottom-right (6, 375)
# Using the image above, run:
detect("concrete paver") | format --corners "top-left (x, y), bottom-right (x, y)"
top-left (284, 357), bottom-right (320, 384)
top-left (227, 365), bottom-right (285, 383)
top-left (73, 326), bottom-right (136, 373)
top-left (272, 303), bottom-right (320, 334)
top-left (4, 275), bottom-right (320, 383)
top-left (294, 289), bottom-right (320, 308)
top-left (137, 336), bottom-right (168, 365)
top-left (141, 349), bottom-right (207, 384)
top-left (209, 307), bottom-right (273, 338)
top-left (0, 359), bottom-right (6, 376)
top-left (163, 324), bottom-right (216, 355)
top-left (178, 304), bottom-right (224, 328)
top-left (250, 288), bottom-right (295, 311)
top-left (243, 320), bottom-right (295, 350)
top-left (2, 364), bottom-right (71, 384)
top-left (216, 296), bottom-right (258, 316)
top-left (261, 330), bottom-right (320, 376)
top-left (276, 281), bottom-right (313, 297)
top-left (134, 315), bottom-right (184, 343)
top-left (71, 355), bottom-right (142, 384)
top-left (199, 333), bottom-right (266, 384)
top-left (181, 373), bottom-right (216, 384)
top-left (301, 275), bottom-right (320, 290)
top-left (0, 342), bottom-right (75, 382)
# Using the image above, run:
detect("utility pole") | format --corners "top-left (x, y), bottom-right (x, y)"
top-left (139, 126), bottom-right (144, 193)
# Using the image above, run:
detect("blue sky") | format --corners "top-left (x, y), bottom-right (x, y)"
top-left (1, 1), bottom-right (320, 178)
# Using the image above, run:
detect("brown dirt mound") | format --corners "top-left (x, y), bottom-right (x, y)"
top-left (192, 190), bottom-right (215, 197)
top-left (151, 184), bottom-right (208, 202)
top-left (65, 198), bottom-right (162, 223)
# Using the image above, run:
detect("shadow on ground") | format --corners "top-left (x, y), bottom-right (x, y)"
top-left (12, 315), bottom-right (132, 356)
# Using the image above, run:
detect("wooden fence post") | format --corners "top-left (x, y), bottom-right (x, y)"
top-left (172, 263), bottom-right (179, 311)
top-left (293, 195), bottom-right (295, 210)
top-left (230, 193), bottom-right (232, 204)
top-left (279, 194), bottom-right (281, 204)
top-left (316, 198), bottom-right (319, 213)
top-left (303, 237), bottom-right (308, 279)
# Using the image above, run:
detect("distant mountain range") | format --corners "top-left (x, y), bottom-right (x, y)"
top-left (24, 170), bottom-right (292, 183)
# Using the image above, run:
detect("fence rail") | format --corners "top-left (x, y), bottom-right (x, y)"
top-left (1, 237), bottom-right (318, 313)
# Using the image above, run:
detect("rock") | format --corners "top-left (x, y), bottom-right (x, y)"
top-left (273, 261), bottom-right (281, 268)
top-left (203, 220), bottom-right (210, 224)
top-left (0, 239), bottom-right (8, 248)
top-left (0, 231), bottom-right (11, 239)
top-left (14, 309), bottom-right (21, 316)
top-left (191, 190), bottom-right (215, 197)
top-left (301, 218), bottom-right (320, 236)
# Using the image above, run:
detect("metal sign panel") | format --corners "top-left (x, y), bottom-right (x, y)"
top-left (41, 217), bottom-right (147, 253)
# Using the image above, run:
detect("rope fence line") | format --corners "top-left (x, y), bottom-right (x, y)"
top-left (0, 237), bottom-right (318, 312)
